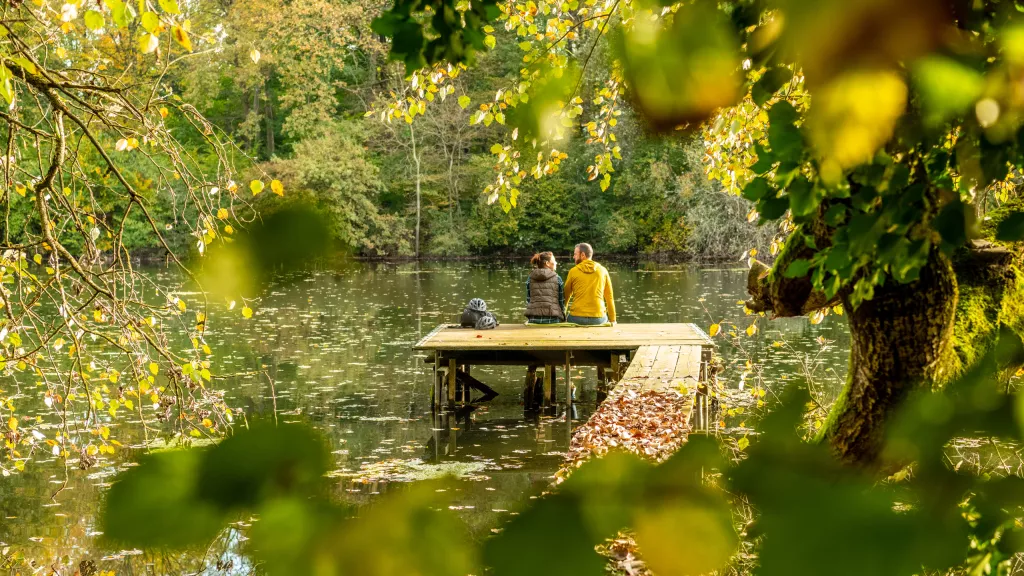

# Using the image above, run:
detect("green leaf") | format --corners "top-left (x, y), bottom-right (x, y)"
top-left (84, 9), bottom-right (104, 30)
top-left (769, 125), bottom-right (803, 164)
top-left (933, 198), bottom-right (967, 251)
top-left (751, 67), bottom-right (794, 106)
top-left (749, 144), bottom-right (776, 174)
top-left (784, 258), bottom-right (813, 278)
top-left (742, 177), bottom-right (771, 202)
top-left (141, 11), bottom-right (159, 33)
top-left (484, 494), bottom-right (606, 576)
top-left (9, 57), bottom-right (36, 75)
top-left (0, 65), bottom-right (13, 105)
top-left (158, 0), bottom-right (181, 14)
top-left (758, 195), bottom-right (790, 221)
top-left (767, 101), bottom-right (799, 126)
top-left (196, 422), bottom-right (330, 510)
top-left (824, 204), bottom-right (847, 227)
top-left (787, 177), bottom-right (819, 217)
top-left (996, 212), bottom-right (1024, 241)
top-left (458, 95), bottom-right (471, 109)
top-left (103, 0), bottom-right (130, 28)
top-left (102, 450), bottom-right (225, 547)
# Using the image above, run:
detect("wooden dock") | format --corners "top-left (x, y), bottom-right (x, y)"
top-left (413, 323), bottom-right (714, 418)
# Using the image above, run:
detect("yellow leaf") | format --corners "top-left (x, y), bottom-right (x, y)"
top-left (33, 253), bottom-right (41, 265)
top-left (217, 208), bottom-right (228, 220)
top-left (100, 426), bottom-right (110, 440)
top-left (159, 107), bottom-right (169, 119)
top-left (109, 371), bottom-right (119, 384)
top-left (171, 25), bottom-right (192, 51)
top-left (148, 362), bottom-right (159, 375)
top-left (224, 225), bottom-right (234, 235)
top-left (242, 306), bottom-right (253, 319)
top-left (250, 180), bottom-right (265, 196)
top-left (139, 33), bottom-right (159, 54)
top-left (250, 47), bottom-right (261, 64)
top-left (270, 179), bottom-right (284, 196)
top-left (202, 418), bottom-right (213, 428)
top-left (6, 417), bottom-right (16, 431)
top-left (709, 323), bottom-right (720, 337)
top-left (190, 429), bottom-right (201, 437)
top-left (745, 324), bottom-right (758, 336)
top-left (177, 299), bottom-right (186, 312)
top-left (86, 445), bottom-right (98, 456)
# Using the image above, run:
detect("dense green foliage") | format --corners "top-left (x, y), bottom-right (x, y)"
top-left (60, 0), bottom-right (768, 260)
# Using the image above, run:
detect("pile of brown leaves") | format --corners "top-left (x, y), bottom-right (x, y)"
top-left (557, 387), bottom-right (693, 482)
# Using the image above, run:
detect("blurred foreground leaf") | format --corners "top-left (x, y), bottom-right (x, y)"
top-left (618, 0), bottom-right (740, 131)
top-left (102, 450), bottom-right (225, 548)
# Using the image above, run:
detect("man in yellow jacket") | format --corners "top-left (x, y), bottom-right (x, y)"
top-left (564, 243), bottom-right (616, 325)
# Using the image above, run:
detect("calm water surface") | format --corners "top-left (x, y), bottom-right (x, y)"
top-left (0, 260), bottom-right (850, 573)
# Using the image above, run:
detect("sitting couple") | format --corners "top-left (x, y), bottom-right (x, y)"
top-left (525, 243), bottom-right (616, 326)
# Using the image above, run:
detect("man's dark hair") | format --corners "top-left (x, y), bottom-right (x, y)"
top-left (575, 243), bottom-right (593, 258)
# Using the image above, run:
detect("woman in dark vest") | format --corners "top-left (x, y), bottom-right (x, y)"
top-left (524, 251), bottom-right (565, 324)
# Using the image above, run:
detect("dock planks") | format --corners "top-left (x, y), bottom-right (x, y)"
top-left (414, 322), bottom-right (711, 351)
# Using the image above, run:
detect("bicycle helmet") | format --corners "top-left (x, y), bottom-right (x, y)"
top-left (475, 315), bottom-right (497, 330)
top-left (467, 298), bottom-right (487, 312)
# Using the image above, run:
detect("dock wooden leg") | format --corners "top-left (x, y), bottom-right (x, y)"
top-left (596, 366), bottom-right (608, 404)
top-left (448, 358), bottom-right (457, 410)
top-left (610, 354), bottom-right (621, 384)
top-left (543, 366), bottom-right (554, 406)
top-left (524, 367), bottom-right (537, 409)
top-left (565, 352), bottom-right (572, 416)
top-left (458, 364), bottom-right (470, 403)
top-left (432, 356), bottom-right (441, 413)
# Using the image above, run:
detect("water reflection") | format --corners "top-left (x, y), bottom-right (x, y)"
top-left (0, 260), bottom-right (850, 574)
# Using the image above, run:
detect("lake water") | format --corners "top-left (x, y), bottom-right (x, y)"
top-left (0, 260), bottom-right (850, 574)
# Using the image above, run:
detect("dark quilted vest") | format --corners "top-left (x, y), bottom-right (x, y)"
top-left (525, 268), bottom-right (564, 319)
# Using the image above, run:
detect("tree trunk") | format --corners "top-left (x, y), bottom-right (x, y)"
top-left (410, 124), bottom-right (421, 259)
top-left (748, 213), bottom-right (1024, 466)
top-left (821, 252), bottom-right (958, 464)
top-left (264, 85), bottom-right (275, 157)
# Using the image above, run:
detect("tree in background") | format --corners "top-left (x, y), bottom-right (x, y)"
top-left (0, 0), bottom-right (271, 474)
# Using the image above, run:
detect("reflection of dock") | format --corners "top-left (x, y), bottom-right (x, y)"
top-left (413, 323), bottom-right (714, 427)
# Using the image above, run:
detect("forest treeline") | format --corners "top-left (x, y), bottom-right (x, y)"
top-left (3, 0), bottom-right (772, 260)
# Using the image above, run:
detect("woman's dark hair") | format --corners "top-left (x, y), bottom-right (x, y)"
top-left (531, 251), bottom-right (555, 268)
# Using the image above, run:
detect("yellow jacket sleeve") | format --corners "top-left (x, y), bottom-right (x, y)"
top-left (603, 267), bottom-right (616, 322)
top-left (563, 268), bottom-right (576, 316)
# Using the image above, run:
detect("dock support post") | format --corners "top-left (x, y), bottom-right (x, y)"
top-left (611, 354), bottom-right (620, 384)
top-left (448, 358), bottom-right (457, 411)
top-left (524, 367), bottom-right (537, 409)
top-left (458, 364), bottom-right (469, 403)
top-left (432, 355), bottom-right (440, 413)
top-left (564, 352), bottom-right (572, 416)
top-left (543, 365), bottom-right (554, 406)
